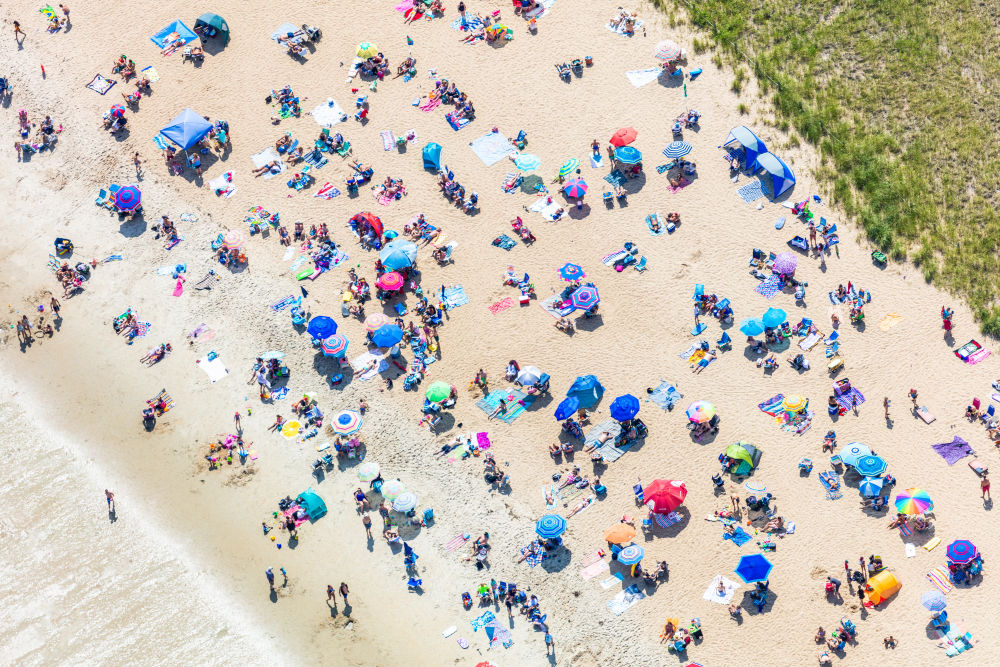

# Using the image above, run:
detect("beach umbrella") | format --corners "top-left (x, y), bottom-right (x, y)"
top-left (375, 271), bottom-right (405, 291)
top-left (514, 153), bottom-right (541, 171)
top-left (392, 491), bottom-right (418, 513)
top-left (662, 141), bottom-right (693, 159)
top-left (921, 590), bottom-right (947, 612)
top-left (685, 400), bottom-right (715, 423)
top-left (331, 410), bottom-right (362, 435)
top-left (609, 394), bottom-right (641, 421)
top-left (110, 104), bottom-right (126, 118)
top-left (535, 514), bottom-right (568, 539)
top-left (307, 315), bottom-right (337, 340)
top-left (569, 285), bottom-right (600, 310)
top-left (858, 476), bottom-right (885, 497)
top-left (653, 39), bottom-right (682, 63)
top-left (617, 544), bottom-right (645, 566)
top-left (363, 312), bottom-right (393, 334)
top-left (558, 158), bottom-right (579, 177)
top-left (894, 488), bottom-right (933, 515)
top-left (357, 461), bottom-right (380, 482)
top-left (516, 366), bottom-right (543, 386)
top-left (566, 375), bottom-right (604, 407)
top-left (381, 479), bottom-right (406, 501)
top-left (761, 307), bottom-right (787, 328)
top-left (379, 239), bottom-right (418, 270)
top-left (614, 146), bottom-right (643, 165)
top-left (840, 442), bottom-right (873, 467)
top-left (520, 174), bottom-right (544, 193)
top-left (357, 41), bottom-right (378, 57)
top-left (371, 324), bottom-right (403, 348)
top-left (946, 540), bottom-right (979, 565)
top-left (609, 127), bottom-right (638, 147)
top-left (643, 479), bottom-right (687, 514)
top-left (739, 318), bottom-right (765, 336)
top-left (772, 252), bottom-right (798, 275)
top-left (559, 263), bottom-right (585, 281)
top-left (563, 178), bottom-right (588, 198)
top-left (281, 419), bottom-right (303, 439)
top-left (319, 334), bottom-right (349, 357)
top-left (603, 523), bottom-right (636, 544)
top-left (114, 185), bottom-right (142, 212)
top-left (554, 396), bottom-right (580, 421)
top-left (261, 350), bottom-right (285, 361)
top-left (854, 455), bottom-right (888, 477)
top-left (425, 381), bottom-right (451, 403)
top-left (735, 554), bottom-right (773, 583)
top-left (745, 480), bottom-right (766, 493)
top-left (782, 394), bottom-right (807, 412)
top-left (222, 229), bottom-right (245, 250)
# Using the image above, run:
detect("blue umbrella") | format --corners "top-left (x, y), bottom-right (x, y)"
top-left (840, 442), bottom-right (872, 467)
top-left (566, 375), bottom-right (604, 408)
top-left (554, 396), bottom-right (580, 420)
top-left (739, 318), bottom-right (765, 336)
top-left (761, 307), bottom-right (787, 328)
top-left (535, 514), bottom-right (567, 539)
top-left (559, 263), bottom-right (585, 281)
top-left (854, 455), bottom-right (887, 477)
top-left (735, 554), bottom-right (773, 583)
top-left (609, 394), bottom-right (640, 421)
top-left (921, 590), bottom-right (947, 612)
top-left (514, 153), bottom-right (541, 171)
top-left (662, 141), bottom-right (692, 159)
top-left (614, 146), bottom-right (643, 165)
top-left (379, 239), bottom-right (418, 270)
top-left (306, 316), bottom-right (337, 340)
top-left (371, 324), bottom-right (403, 348)
top-left (114, 185), bottom-right (142, 212)
top-left (617, 544), bottom-right (644, 565)
top-left (858, 476), bottom-right (885, 498)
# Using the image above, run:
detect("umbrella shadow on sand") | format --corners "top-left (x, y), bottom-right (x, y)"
top-left (567, 203), bottom-right (591, 219)
top-left (640, 507), bottom-right (691, 541)
top-left (541, 545), bottom-right (572, 573)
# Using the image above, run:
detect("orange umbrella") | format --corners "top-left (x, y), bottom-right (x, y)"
top-left (603, 524), bottom-right (636, 544)
top-left (610, 127), bottom-right (638, 147)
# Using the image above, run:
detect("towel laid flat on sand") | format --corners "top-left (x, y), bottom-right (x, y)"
top-left (606, 18), bottom-right (644, 35)
top-left (703, 575), bottom-right (740, 604)
top-left (625, 68), bottom-right (660, 88)
top-left (86, 74), bottom-right (116, 95)
top-left (198, 356), bottom-right (229, 383)
top-left (311, 99), bottom-right (346, 127)
top-left (251, 147), bottom-right (286, 179)
top-left (469, 132), bottom-right (516, 167)
top-left (607, 584), bottom-right (646, 616)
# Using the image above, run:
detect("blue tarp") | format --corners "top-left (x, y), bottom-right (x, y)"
top-left (566, 374), bottom-right (604, 408)
top-left (722, 126), bottom-right (767, 170)
top-left (160, 108), bottom-right (213, 150)
top-left (150, 20), bottom-right (199, 48)
top-left (755, 152), bottom-right (796, 197)
top-left (422, 142), bottom-right (442, 170)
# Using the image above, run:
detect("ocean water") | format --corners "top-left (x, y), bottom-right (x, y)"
top-left (0, 394), bottom-right (278, 666)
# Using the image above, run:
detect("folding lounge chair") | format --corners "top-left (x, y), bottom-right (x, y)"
top-left (336, 141), bottom-right (352, 157)
top-left (633, 256), bottom-right (647, 272)
top-left (603, 192), bottom-right (613, 206)
top-left (633, 483), bottom-right (644, 505)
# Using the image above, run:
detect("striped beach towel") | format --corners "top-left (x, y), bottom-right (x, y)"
top-left (380, 130), bottom-right (395, 150)
top-left (926, 567), bottom-right (952, 594)
top-left (443, 533), bottom-right (469, 552)
top-left (755, 274), bottom-right (782, 298)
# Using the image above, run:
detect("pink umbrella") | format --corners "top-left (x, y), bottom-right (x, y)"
top-left (375, 271), bottom-right (405, 291)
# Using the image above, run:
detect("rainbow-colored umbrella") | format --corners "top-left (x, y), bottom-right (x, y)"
top-left (894, 488), bottom-right (933, 515)
top-left (222, 229), bottom-right (245, 250)
top-left (319, 334), bottom-right (349, 357)
top-left (558, 158), bottom-right (579, 177)
top-left (375, 271), bottom-right (405, 291)
top-left (380, 479), bottom-right (406, 501)
top-left (363, 312), bottom-right (392, 334)
top-left (946, 540), bottom-right (979, 565)
top-left (685, 400), bottom-right (716, 423)
top-left (782, 394), bottom-right (807, 412)
top-left (357, 461), bottom-right (380, 482)
top-left (563, 178), bottom-right (588, 198)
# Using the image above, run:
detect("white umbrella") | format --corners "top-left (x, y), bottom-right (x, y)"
top-left (516, 366), bottom-right (544, 386)
top-left (392, 491), bottom-right (418, 513)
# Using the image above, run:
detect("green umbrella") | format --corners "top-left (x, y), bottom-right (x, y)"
top-left (559, 158), bottom-right (579, 177)
top-left (425, 381), bottom-right (451, 403)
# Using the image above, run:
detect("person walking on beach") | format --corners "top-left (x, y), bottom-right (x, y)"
top-left (982, 474), bottom-right (990, 501)
top-left (14, 21), bottom-right (26, 43)
top-left (105, 489), bottom-right (115, 513)
top-left (58, 5), bottom-right (70, 23)
top-left (362, 513), bottom-right (372, 538)
top-left (50, 297), bottom-right (61, 319)
top-left (339, 582), bottom-right (349, 604)
top-left (134, 152), bottom-right (143, 178)
top-left (327, 584), bottom-right (336, 603)
top-left (883, 396), bottom-right (891, 420)
top-left (908, 388), bottom-right (918, 408)
top-left (234, 410), bottom-right (242, 433)
top-left (265, 567), bottom-right (275, 591)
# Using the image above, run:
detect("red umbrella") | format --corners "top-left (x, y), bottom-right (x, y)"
top-left (351, 212), bottom-right (384, 239)
top-left (643, 479), bottom-right (687, 514)
top-left (610, 127), bottom-right (638, 147)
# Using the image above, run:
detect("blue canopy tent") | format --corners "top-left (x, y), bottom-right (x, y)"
top-left (566, 375), bottom-right (604, 408)
top-left (422, 142), bottom-right (442, 170)
top-left (755, 152), bottom-right (796, 198)
top-left (296, 487), bottom-right (327, 520)
top-left (722, 126), bottom-right (767, 170)
top-left (151, 20), bottom-right (199, 48)
top-left (160, 108), bottom-right (213, 150)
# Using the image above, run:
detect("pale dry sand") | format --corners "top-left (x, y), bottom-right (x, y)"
top-left (1, 1), bottom-right (998, 665)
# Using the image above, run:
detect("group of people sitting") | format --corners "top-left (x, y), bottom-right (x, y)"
top-left (270, 85), bottom-right (302, 121)
top-left (54, 262), bottom-right (85, 298)
top-left (121, 74), bottom-right (151, 107)
top-left (359, 52), bottom-right (391, 79)
top-left (112, 54), bottom-right (136, 80)
top-left (648, 211), bottom-right (680, 234)
top-left (437, 169), bottom-right (479, 211)
top-left (140, 342), bottom-right (172, 366)
top-left (608, 9), bottom-right (639, 34)
top-left (375, 175), bottom-right (406, 200)
top-left (153, 215), bottom-right (181, 247)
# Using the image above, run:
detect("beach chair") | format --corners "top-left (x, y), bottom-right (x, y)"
top-left (980, 404), bottom-right (995, 425)
top-left (108, 184), bottom-right (121, 197)
top-left (717, 331), bottom-right (732, 350)
top-left (633, 483), bottom-right (644, 505)
top-left (798, 457), bottom-right (812, 473)
top-left (634, 256), bottom-right (647, 272)
top-left (336, 141), bottom-right (352, 157)
top-left (692, 284), bottom-right (704, 301)
top-left (641, 516), bottom-right (652, 533)
top-left (603, 191), bottom-right (613, 207)
top-left (95, 188), bottom-right (109, 207)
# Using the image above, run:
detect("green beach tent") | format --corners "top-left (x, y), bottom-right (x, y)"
top-left (195, 13), bottom-right (230, 44)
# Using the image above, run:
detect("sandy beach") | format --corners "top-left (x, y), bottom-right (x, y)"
top-left (2, 1), bottom-right (998, 665)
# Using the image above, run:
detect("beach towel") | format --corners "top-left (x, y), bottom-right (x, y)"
top-left (602, 249), bottom-right (627, 265)
top-left (310, 99), bottom-right (346, 126)
top-left (833, 387), bottom-right (865, 411)
top-left (799, 332), bottom-right (821, 350)
top-left (667, 177), bottom-right (691, 193)
top-left (492, 234), bottom-right (517, 250)
top-left (103, 253), bottom-right (124, 263)
top-left (931, 436), bottom-right (972, 465)
top-left (624, 67), bottom-right (660, 87)
top-left (737, 179), bottom-right (766, 203)
top-left (703, 575), bottom-right (740, 604)
top-left (926, 567), bottom-right (953, 594)
top-left (198, 355), bottom-right (229, 383)
top-left (418, 96), bottom-right (442, 112)
top-left (968, 348), bottom-right (991, 364)
top-left (758, 394), bottom-right (785, 415)
top-left (607, 585), bottom-right (645, 616)
top-left (755, 274), bottom-right (782, 299)
top-left (897, 522), bottom-right (913, 537)
top-left (443, 285), bottom-right (469, 309)
top-left (525, 0), bottom-right (556, 17)
top-left (539, 295), bottom-right (575, 319)
top-left (607, 18), bottom-right (644, 35)
top-left (450, 14), bottom-right (485, 31)
top-left (590, 154), bottom-right (603, 169)
top-left (380, 130), bottom-right (395, 150)
top-left (581, 559), bottom-right (609, 580)
top-left (85, 74), bottom-right (116, 95)
top-left (914, 406), bottom-right (937, 424)
top-left (446, 111), bottom-right (471, 131)
top-left (208, 171), bottom-right (237, 198)
top-left (604, 170), bottom-right (627, 187)
top-left (489, 297), bottom-right (514, 314)
top-left (133, 322), bottom-right (151, 338)
top-left (600, 572), bottom-right (625, 589)
top-left (819, 471), bottom-right (843, 500)
top-left (314, 182), bottom-right (341, 199)
top-left (646, 213), bottom-right (666, 236)
top-left (469, 132), bottom-right (516, 167)
top-left (878, 312), bottom-right (903, 331)
top-left (520, 542), bottom-right (547, 568)
top-left (172, 279), bottom-right (185, 297)
top-left (580, 550), bottom-right (603, 567)
top-left (140, 65), bottom-right (160, 83)
top-left (528, 198), bottom-right (562, 221)
top-left (444, 533), bottom-right (469, 552)
top-left (352, 352), bottom-right (389, 379)
top-left (271, 295), bottom-right (296, 311)
top-left (653, 511), bottom-right (682, 529)
top-left (251, 147), bottom-right (286, 179)
top-left (475, 389), bottom-right (531, 423)
top-left (648, 381), bottom-right (683, 410)
top-left (270, 22), bottom-right (302, 46)
top-left (723, 527), bottom-right (752, 547)
top-left (376, 192), bottom-right (396, 206)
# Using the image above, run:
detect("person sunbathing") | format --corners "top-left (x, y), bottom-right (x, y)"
top-left (122, 60), bottom-right (136, 78)
top-left (886, 513), bottom-right (908, 529)
top-left (567, 497), bottom-right (593, 517)
top-left (555, 317), bottom-right (573, 332)
top-left (276, 135), bottom-right (292, 152)
top-left (252, 160), bottom-right (278, 177)
top-left (287, 146), bottom-right (304, 164)
top-left (650, 216), bottom-right (662, 233)
top-left (396, 57), bottom-right (415, 77)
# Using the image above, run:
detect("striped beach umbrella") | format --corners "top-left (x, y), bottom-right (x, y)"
top-left (614, 146), bottom-right (643, 165)
top-left (114, 185), bottom-right (142, 212)
top-left (363, 312), bottom-right (393, 334)
top-left (921, 590), bottom-right (947, 612)
top-left (357, 41), bottom-right (378, 57)
top-left (514, 153), bottom-right (541, 171)
top-left (563, 178), bottom-right (588, 198)
top-left (858, 476), bottom-right (885, 497)
top-left (392, 491), bottom-right (418, 513)
top-left (569, 285), bottom-right (599, 310)
top-left (331, 410), bottom-right (362, 435)
top-left (617, 544), bottom-right (645, 566)
top-left (840, 442), bottom-right (872, 466)
top-left (945, 540), bottom-right (978, 565)
top-left (558, 158), bottom-right (579, 177)
top-left (662, 141), bottom-right (692, 158)
top-left (609, 127), bottom-right (638, 147)
top-left (380, 479), bottom-right (406, 501)
top-left (535, 514), bottom-right (567, 539)
top-left (653, 39), bottom-right (682, 63)
top-left (782, 394), bottom-right (807, 412)
top-left (854, 455), bottom-right (888, 477)
top-left (357, 461), bottom-right (380, 482)
top-left (320, 334), bottom-right (349, 357)
top-left (222, 229), bottom-right (245, 250)
top-left (375, 271), bottom-right (405, 291)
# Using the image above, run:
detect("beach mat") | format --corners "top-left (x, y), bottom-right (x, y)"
top-left (916, 406), bottom-right (936, 424)
top-left (539, 295), bottom-right (574, 319)
top-left (878, 312), bottom-right (903, 331)
top-left (604, 170), bottom-right (627, 187)
top-left (607, 18), bottom-right (645, 35)
top-left (380, 130), bottom-right (395, 150)
top-left (198, 356), bottom-right (229, 383)
top-left (755, 274), bottom-right (782, 299)
top-left (443, 285), bottom-right (469, 309)
top-left (475, 389), bottom-right (531, 423)
top-left (737, 179), bottom-right (766, 203)
top-left (624, 67), bottom-right (660, 87)
top-left (600, 572), bottom-right (624, 589)
top-left (648, 381), bottom-right (683, 410)
top-left (469, 132), bottom-right (516, 167)
top-left (250, 147), bottom-right (286, 179)
top-left (528, 198), bottom-right (562, 220)
top-left (311, 98), bottom-right (346, 126)
top-left (580, 559), bottom-right (610, 581)
top-left (443, 533), bottom-right (469, 552)
top-left (140, 65), bottom-right (160, 83)
top-left (703, 575), bottom-right (740, 604)
top-left (926, 567), bottom-right (953, 594)
top-left (723, 526), bottom-right (752, 547)
top-left (607, 584), bottom-right (645, 616)
top-left (85, 74), bottom-right (116, 95)
top-left (834, 387), bottom-right (866, 411)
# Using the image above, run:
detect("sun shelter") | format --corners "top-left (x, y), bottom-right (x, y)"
top-left (723, 441), bottom-right (761, 475)
top-left (195, 13), bottom-right (230, 44)
top-left (297, 487), bottom-right (327, 520)
top-left (160, 108), bottom-right (213, 150)
top-left (864, 570), bottom-right (901, 606)
top-left (722, 126), bottom-right (767, 170)
top-left (755, 152), bottom-right (796, 198)
top-left (566, 375), bottom-right (604, 408)
top-left (422, 142), bottom-right (442, 170)
top-left (151, 20), bottom-right (199, 49)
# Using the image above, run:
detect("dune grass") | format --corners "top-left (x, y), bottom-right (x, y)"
top-left (662, 0), bottom-right (1000, 334)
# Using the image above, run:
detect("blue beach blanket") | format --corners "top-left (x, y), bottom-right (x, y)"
top-left (737, 179), bottom-right (766, 203)
top-left (470, 132), bottom-right (516, 166)
top-left (493, 234), bottom-right (517, 250)
top-left (648, 381), bottom-right (683, 410)
top-left (604, 170), bottom-right (626, 187)
top-left (755, 274), bottom-right (781, 298)
top-left (724, 527), bottom-right (753, 547)
top-left (476, 389), bottom-right (532, 423)
top-left (450, 15), bottom-right (485, 31)
top-left (443, 285), bottom-right (469, 309)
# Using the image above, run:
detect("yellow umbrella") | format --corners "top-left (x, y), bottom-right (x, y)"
top-left (281, 420), bottom-right (303, 439)
top-left (782, 394), bottom-right (807, 412)
top-left (603, 524), bottom-right (636, 544)
top-left (357, 42), bottom-right (378, 58)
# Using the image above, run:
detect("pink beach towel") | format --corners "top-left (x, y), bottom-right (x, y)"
top-left (394, 0), bottom-right (414, 10)
top-left (968, 348), bottom-right (991, 364)
top-left (668, 177), bottom-right (691, 193)
top-left (489, 297), bottom-right (514, 314)
top-left (172, 278), bottom-right (184, 297)
top-left (476, 432), bottom-right (491, 449)
top-left (419, 97), bottom-right (442, 112)
top-left (443, 533), bottom-right (469, 552)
